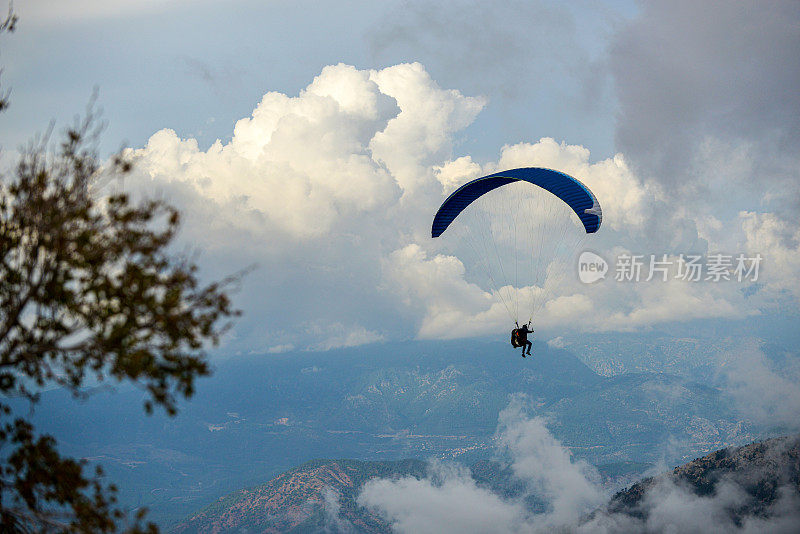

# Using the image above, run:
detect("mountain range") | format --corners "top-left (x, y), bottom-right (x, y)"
top-left (13, 337), bottom-right (783, 526)
top-left (171, 435), bottom-right (800, 533)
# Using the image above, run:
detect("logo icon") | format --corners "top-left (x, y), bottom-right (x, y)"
top-left (578, 251), bottom-right (608, 284)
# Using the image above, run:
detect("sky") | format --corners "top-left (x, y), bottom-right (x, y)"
top-left (2, 0), bottom-right (799, 355)
top-left (4, 3), bottom-right (800, 531)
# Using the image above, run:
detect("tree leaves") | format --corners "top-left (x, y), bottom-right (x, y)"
top-left (0, 8), bottom-right (242, 530)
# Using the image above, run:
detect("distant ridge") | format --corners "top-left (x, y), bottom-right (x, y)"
top-left (601, 435), bottom-right (800, 524)
top-left (173, 436), bottom-right (800, 533)
top-left (170, 459), bottom-right (425, 533)
top-left (20, 339), bottom-right (769, 525)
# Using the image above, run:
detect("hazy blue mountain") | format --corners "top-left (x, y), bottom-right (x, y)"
top-left (563, 331), bottom-right (798, 382)
top-left (13, 339), bottom-right (766, 527)
top-left (170, 436), bottom-right (800, 534)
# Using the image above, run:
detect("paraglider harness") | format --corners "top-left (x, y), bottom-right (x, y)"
top-left (511, 328), bottom-right (523, 348)
top-left (511, 321), bottom-right (533, 348)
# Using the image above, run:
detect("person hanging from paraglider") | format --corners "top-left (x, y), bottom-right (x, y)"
top-left (430, 167), bottom-right (602, 361)
top-left (511, 320), bottom-right (533, 357)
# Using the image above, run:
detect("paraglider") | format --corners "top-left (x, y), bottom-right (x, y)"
top-left (511, 321), bottom-right (534, 357)
top-left (431, 167), bottom-right (602, 356)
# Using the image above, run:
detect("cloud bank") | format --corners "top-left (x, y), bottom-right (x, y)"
top-left (358, 397), bottom-right (604, 533)
top-left (719, 341), bottom-right (800, 431)
top-left (357, 398), bottom-right (800, 534)
top-left (119, 51), bottom-right (795, 350)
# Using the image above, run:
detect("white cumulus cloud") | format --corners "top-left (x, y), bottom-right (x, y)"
top-left (361, 398), bottom-right (800, 534)
top-left (115, 61), bottom-right (795, 350)
top-left (359, 397), bottom-right (603, 533)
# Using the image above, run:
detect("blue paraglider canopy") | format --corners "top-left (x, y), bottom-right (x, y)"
top-left (431, 167), bottom-right (602, 238)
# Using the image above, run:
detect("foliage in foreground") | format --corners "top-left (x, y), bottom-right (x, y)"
top-left (0, 7), bottom-right (241, 531)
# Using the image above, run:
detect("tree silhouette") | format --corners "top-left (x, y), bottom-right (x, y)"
top-left (0, 7), bottom-right (241, 532)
